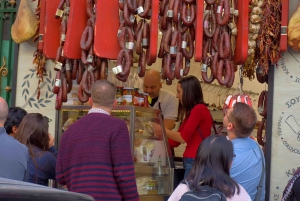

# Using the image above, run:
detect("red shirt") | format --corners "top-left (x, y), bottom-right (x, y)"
top-left (168, 104), bottom-right (212, 158)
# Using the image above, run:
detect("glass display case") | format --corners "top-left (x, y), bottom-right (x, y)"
top-left (56, 105), bottom-right (176, 201)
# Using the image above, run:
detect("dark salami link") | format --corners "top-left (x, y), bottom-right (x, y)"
top-left (173, 0), bottom-right (181, 23)
top-left (181, 4), bottom-right (196, 26)
top-left (201, 58), bottom-right (214, 84)
top-left (138, 0), bottom-right (151, 18)
top-left (55, 0), bottom-right (66, 18)
top-left (87, 0), bottom-right (94, 18)
top-left (127, 0), bottom-right (137, 14)
top-left (258, 90), bottom-right (268, 118)
top-left (116, 49), bottom-right (132, 77)
top-left (60, 20), bottom-right (67, 46)
top-left (81, 50), bottom-right (88, 65)
top-left (257, 118), bottom-right (266, 147)
top-left (82, 70), bottom-right (95, 96)
top-left (87, 18), bottom-right (95, 28)
top-left (53, 70), bottom-right (62, 94)
top-left (134, 20), bottom-right (144, 40)
top-left (205, 0), bottom-right (216, 5)
top-left (225, 61), bottom-right (234, 88)
top-left (216, 0), bottom-right (230, 26)
top-left (164, 54), bottom-right (175, 80)
top-left (124, 1), bottom-right (135, 27)
top-left (203, 11), bottom-right (216, 38)
top-left (189, 24), bottom-right (195, 42)
top-left (71, 60), bottom-right (78, 80)
top-left (158, 30), bottom-right (166, 58)
top-left (119, 0), bottom-right (124, 10)
top-left (170, 30), bottom-right (179, 57)
top-left (77, 61), bottom-right (83, 84)
top-left (138, 50), bottom-right (146, 77)
top-left (175, 52), bottom-right (183, 79)
top-left (118, 27), bottom-right (135, 50)
top-left (161, 55), bottom-right (167, 79)
top-left (212, 24), bottom-right (220, 51)
top-left (216, 59), bottom-right (231, 86)
top-left (181, 32), bottom-right (194, 59)
top-left (219, 31), bottom-right (230, 59)
top-left (183, 58), bottom-right (190, 76)
top-left (142, 21), bottom-right (150, 49)
top-left (78, 82), bottom-right (89, 103)
top-left (163, 26), bottom-right (172, 53)
top-left (80, 26), bottom-right (93, 51)
top-left (160, 0), bottom-right (169, 16)
top-left (202, 40), bottom-right (210, 62)
top-left (136, 29), bottom-right (143, 55)
top-left (211, 52), bottom-right (218, 78)
top-left (183, 0), bottom-right (194, 3)
top-left (55, 86), bottom-right (63, 110)
top-left (256, 66), bottom-right (267, 84)
top-left (62, 77), bottom-right (68, 102)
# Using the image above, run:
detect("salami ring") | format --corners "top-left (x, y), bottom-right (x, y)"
top-left (170, 30), bottom-right (181, 57)
top-left (163, 26), bottom-right (172, 53)
top-left (77, 61), bottom-right (83, 85)
top-left (216, 59), bottom-right (232, 86)
top-left (82, 69), bottom-right (95, 96)
top-left (161, 55), bottom-right (167, 79)
top-left (164, 54), bottom-right (175, 80)
top-left (203, 11), bottom-right (216, 38)
top-left (119, 0), bottom-right (124, 10)
top-left (55, 86), bottom-right (63, 110)
top-left (183, 0), bottom-right (194, 3)
top-left (80, 26), bottom-right (93, 51)
top-left (62, 76), bottom-right (68, 103)
top-left (138, 0), bottom-right (151, 18)
top-left (175, 52), bottom-right (183, 79)
top-left (256, 66), bottom-right (267, 84)
top-left (181, 32), bottom-right (194, 59)
top-left (225, 61), bottom-right (234, 88)
top-left (189, 24), bottom-right (195, 42)
top-left (87, 0), bottom-right (95, 18)
top-left (134, 19), bottom-right (144, 40)
top-left (258, 90), bottom-right (268, 118)
top-left (216, 0), bottom-right (230, 26)
top-left (181, 4), bottom-right (196, 26)
top-left (138, 50), bottom-right (146, 77)
top-left (118, 27), bottom-right (135, 50)
top-left (78, 82), bottom-right (89, 103)
top-left (201, 58), bottom-right (214, 84)
top-left (124, 1), bottom-right (135, 27)
top-left (53, 70), bottom-right (62, 94)
top-left (205, 0), bottom-right (216, 5)
top-left (211, 52), bottom-right (218, 78)
top-left (116, 49), bottom-right (132, 77)
top-left (212, 24), bottom-right (220, 51)
top-left (127, 0), bottom-right (137, 14)
top-left (173, 0), bottom-right (181, 23)
top-left (257, 118), bottom-right (266, 147)
top-left (219, 31), bottom-right (230, 59)
top-left (60, 20), bottom-right (67, 46)
top-left (183, 58), bottom-right (190, 76)
top-left (71, 60), bottom-right (78, 80)
top-left (87, 17), bottom-right (95, 28)
top-left (160, 0), bottom-right (169, 16)
top-left (142, 21), bottom-right (150, 49)
top-left (136, 29), bottom-right (143, 55)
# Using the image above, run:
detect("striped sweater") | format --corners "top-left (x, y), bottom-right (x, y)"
top-left (56, 113), bottom-right (139, 201)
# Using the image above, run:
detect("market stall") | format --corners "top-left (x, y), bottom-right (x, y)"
top-left (7, 0), bottom-right (300, 200)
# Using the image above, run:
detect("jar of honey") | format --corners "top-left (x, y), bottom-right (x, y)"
top-left (116, 86), bottom-right (123, 105)
top-left (138, 92), bottom-right (144, 107)
top-left (146, 180), bottom-right (158, 194)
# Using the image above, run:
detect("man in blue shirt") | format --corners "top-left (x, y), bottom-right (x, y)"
top-left (0, 97), bottom-right (29, 181)
top-left (223, 102), bottom-right (266, 201)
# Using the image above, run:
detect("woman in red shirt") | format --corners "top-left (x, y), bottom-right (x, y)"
top-left (163, 75), bottom-right (212, 178)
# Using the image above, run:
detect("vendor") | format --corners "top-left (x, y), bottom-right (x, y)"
top-left (143, 70), bottom-right (179, 130)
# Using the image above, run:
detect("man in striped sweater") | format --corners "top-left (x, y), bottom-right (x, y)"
top-left (56, 80), bottom-right (139, 201)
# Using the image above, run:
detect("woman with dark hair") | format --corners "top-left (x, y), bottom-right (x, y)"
top-left (168, 135), bottom-right (251, 201)
top-left (154, 75), bottom-right (212, 177)
top-left (15, 113), bottom-right (56, 186)
top-left (4, 107), bottom-right (27, 137)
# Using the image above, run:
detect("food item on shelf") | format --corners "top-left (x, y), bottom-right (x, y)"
top-left (288, 3), bottom-right (300, 51)
top-left (11, 0), bottom-right (38, 44)
top-left (136, 176), bottom-right (153, 195)
top-left (62, 118), bottom-right (75, 131)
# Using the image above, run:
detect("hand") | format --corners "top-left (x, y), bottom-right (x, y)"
top-left (48, 133), bottom-right (54, 148)
top-left (151, 122), bottom-right (163, 138)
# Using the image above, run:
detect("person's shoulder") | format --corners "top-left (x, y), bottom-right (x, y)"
top-left (160, 88), bottom-right (176, 98)
top-left (193, 104), bottom-right (209, 112)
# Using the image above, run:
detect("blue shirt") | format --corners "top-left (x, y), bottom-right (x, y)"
top-left (28, 146), bottom-right (57, 186)
top-left (0, 127), bottom-right (29, 181)
top-left (230, 137), bottom-right (266, 201)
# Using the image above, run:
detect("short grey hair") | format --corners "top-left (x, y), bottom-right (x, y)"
top-left (91, 80), bottom-right (117, 108)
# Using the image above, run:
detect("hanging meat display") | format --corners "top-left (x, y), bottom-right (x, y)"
top-left (288, 2), bottom-right (300, 51)
top-left (16, 0), bottom-right (287, 111)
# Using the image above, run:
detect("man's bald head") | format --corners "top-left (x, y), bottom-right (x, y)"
top-left (0, 97), bottom-right (8, 126)
top-left (143, 70), bottom-right (162, 98)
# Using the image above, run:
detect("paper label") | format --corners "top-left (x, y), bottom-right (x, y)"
top-left (202, 64), bottom-right (207, 72)
top-left (217, 6), bottom-right (223, 13)
top-left (181, 41), bottom-right (187, 49)
top-left (55, 62), bottom-right (62, 70)
top-left (87, 55), bottom-right (94, 63)
top-left (137, 6), bottom-right (144, 14)
top-left (126, 42), bottom-right (134, 50)
top-left (55, 79), bottom-right (61, 87)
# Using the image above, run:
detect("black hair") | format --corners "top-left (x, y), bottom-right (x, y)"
top-left (4, 107), bottom-right (27, 135)
top-left (186, 134), bottom-right (240, 198)
top-left (178, 75), bottom-right (204, 118)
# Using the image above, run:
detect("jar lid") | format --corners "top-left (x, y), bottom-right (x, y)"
top-left (123, 87), bottom-right (134, 90)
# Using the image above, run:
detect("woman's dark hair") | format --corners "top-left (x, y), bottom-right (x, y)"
top-left (178, 75), bottom-right (204, 118)
top-left (15, 113), bottom-right (49, 157)
top-left (186, 134), bottom-right (240, 198)
top-left (4, 107), bottom-right (27, 134)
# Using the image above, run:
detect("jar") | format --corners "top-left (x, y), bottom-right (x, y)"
top-left (116, 86), bottom-right (123, 105)
top-left (133, 88), bottom-right (140, 106)
top-left (143, 93), bottom-right (149, 107)
top-left (138, 92), bottom-right (144, 107)
top-left (123, 87), bottom-right (134, 105)
top-left (146, 180), bottom-right (158, 194)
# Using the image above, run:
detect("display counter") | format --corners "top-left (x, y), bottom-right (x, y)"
top-left (56, 105), bottom-right (183, 200)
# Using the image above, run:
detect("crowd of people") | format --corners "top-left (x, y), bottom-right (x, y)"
top-left (0, 71), bottom-right (297, 201)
